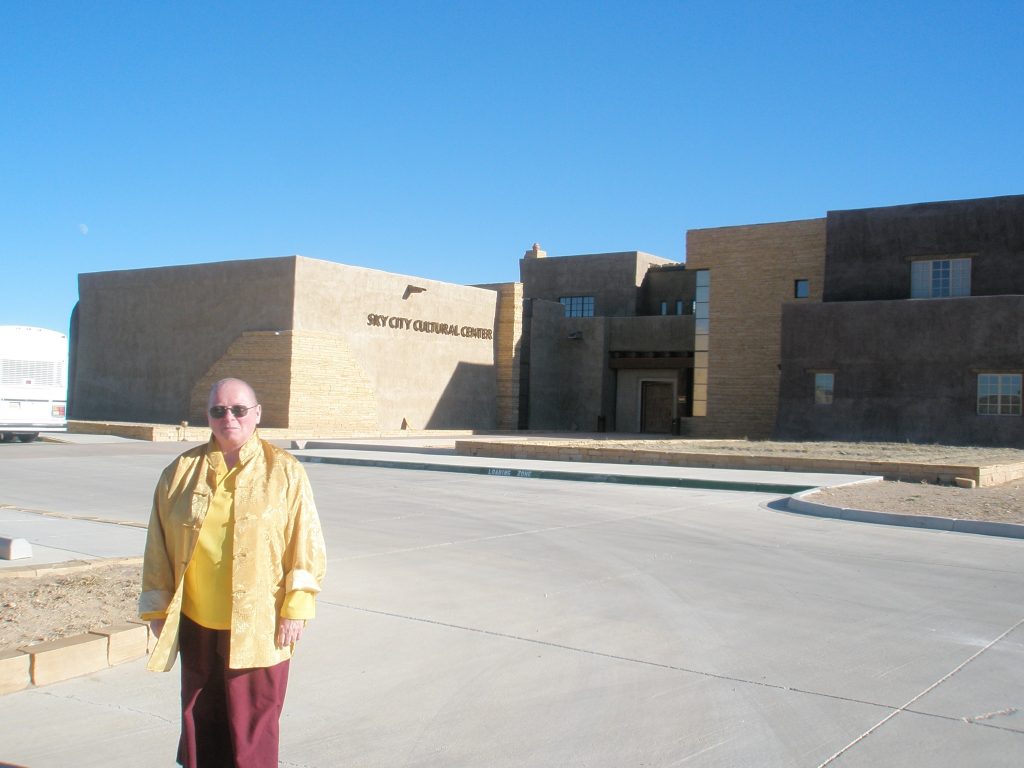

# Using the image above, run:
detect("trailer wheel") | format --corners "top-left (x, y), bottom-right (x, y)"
top-left (16, 433), bottom-right (39, 443)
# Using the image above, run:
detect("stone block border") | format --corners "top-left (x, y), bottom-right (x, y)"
top-left (456, 439), bottom-right (1024, 488)
top-left (1, 557), bottom-right (151, 696)
top-left (1, 621), bottom-right (153, 695)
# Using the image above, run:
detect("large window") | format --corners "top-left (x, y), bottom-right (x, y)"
top-left (977, 373), bottom-right (1022, 416)
top-left (559, 296), bottom-right (594, 317)
top-left (814, 373), bottom-right (834, 405)
top-left (911, 258), bottom-right (971, 298)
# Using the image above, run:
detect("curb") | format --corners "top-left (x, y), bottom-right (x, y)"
top-left (297, 454), bottom-right (819, 495)
top-left (306, 453), bottom-right (1024, 541)
top-left (1, 556), bottom-right (143, 578)
top-left (787, 488), bottom-right (1024, 540)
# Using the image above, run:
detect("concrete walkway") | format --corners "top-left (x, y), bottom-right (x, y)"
top-left (2, 437), bottom-right (1023, 766)
top-left (1, 436), bottom-right (876, 570)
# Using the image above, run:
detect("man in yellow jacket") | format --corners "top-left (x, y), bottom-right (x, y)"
top-left (140, 378), bottom-right (327, 768)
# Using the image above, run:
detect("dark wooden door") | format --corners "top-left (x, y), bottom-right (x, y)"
top-left (641, 381), bottom-right (673, 433)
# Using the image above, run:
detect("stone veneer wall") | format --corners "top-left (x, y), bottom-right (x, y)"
top-left (493, 283), bottom-right (523, 430)
top-left (189, 331), bottom-right (293, 428)
top-left (189, 330), bottom-right (378, 432)
top-left (287, 330), bottom-right (379, 432)
top-left (685, 219), bottom-right (826, 438)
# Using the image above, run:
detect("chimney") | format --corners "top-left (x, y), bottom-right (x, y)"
top-left (523, 242), bottom-right (547, 259)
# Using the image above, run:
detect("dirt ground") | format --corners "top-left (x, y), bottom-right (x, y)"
top-left (2, 440), bottom-right (1023, 653)
top-left (1, 562), bottom-right (143, 650)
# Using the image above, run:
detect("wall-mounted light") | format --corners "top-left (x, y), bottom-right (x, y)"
top-left (403, 285), bottom-right (427, 300)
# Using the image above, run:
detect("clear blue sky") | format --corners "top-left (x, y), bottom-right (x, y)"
top-left (2, 1), bottom-right (1021, 334)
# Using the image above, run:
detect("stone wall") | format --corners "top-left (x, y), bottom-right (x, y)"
top-left (492, 283), bottom-right (524, 430)
top-left (685, 219), bottom-right (827, 438)
top-left (188, 331), bottom-right (294, 427)
top-left (188, 330), bottom-right (379, 432)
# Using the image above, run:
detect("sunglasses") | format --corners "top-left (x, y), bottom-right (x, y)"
top-left (209, 404), bottom-right (259, 419)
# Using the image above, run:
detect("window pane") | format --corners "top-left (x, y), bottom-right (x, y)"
top-left (951, 258), bottom-right (971, 297)
top-left (911, 261), bottom-right (929, 298)
top-left (814, 373), bottom-right (834, 405)
top-left (932, 260), bottom-right (950, 297)
top-left (794, 279), bottom-right (809, 298)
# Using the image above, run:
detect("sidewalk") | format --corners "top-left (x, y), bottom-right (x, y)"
top-left (2, 436), bottom-right (1022, 767)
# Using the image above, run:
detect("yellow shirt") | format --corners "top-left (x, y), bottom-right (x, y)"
top-left (181, 456), bottom-right (237, 629)
top-left (179, 451), bottom-right (315, 629)
top-left (140, 433), bottom-right (326, 671)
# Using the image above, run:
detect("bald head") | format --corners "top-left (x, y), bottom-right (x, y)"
top-left (208, 378), bottom-right (257, 409)
top-left (207, 378), bottom-right (261, 455)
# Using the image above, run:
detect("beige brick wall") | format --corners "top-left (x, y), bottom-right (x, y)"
top-left (189, 330), bottom-right (378, 432)
top-left (288, 331), bottom-right (378, 432)
top-left (685, 219), bottom-right (826, 438)
top-left (189, 332), bottom-right (294, 428)
top-left (493, 283), bottom-right (523, 430)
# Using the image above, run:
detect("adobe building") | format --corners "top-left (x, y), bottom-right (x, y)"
top-left (68, 193), bottom-right (1024, 445)
top-left (774, 194), bottom-right (1024, 445)
top-left (70, 257), bottom-right (515, 433)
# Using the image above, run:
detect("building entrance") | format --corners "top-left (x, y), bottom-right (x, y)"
top-left (640, 381), bottom-right (674, 433)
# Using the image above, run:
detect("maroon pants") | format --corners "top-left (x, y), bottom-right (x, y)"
top-left (177, 614), bottom-right (290, 768)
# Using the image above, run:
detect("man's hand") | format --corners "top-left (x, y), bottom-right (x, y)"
top-left (276, 618), bottom-right (305, 648)
top-left (149, 618), bottom-right (166, 639)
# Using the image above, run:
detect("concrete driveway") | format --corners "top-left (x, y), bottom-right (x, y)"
top-left (0, 440), bottom-right (1022, 766)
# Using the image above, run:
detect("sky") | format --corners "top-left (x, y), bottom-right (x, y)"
top-left (2, 1), bottom-right (1022, 335)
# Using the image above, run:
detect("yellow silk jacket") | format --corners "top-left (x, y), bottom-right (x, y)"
top-left (139, 434), bottom-right (327, 672)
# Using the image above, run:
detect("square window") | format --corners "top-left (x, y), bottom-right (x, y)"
top-left (794, 279), bottom-right (809, 299)
top-left (814, 373), bottom-right (834, 405)
top-left (977, 373), bottom-right (1022, 416)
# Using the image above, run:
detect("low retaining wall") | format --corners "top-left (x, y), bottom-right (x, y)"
top-left (68, 420), bottom-right (479, 443)
top-left (455, 440), bottom-right (1024, 488)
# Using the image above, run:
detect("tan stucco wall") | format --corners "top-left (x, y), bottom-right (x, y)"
top-left (73, 258), bottom-right (297, 424)
top-left (290, 257), bottom-right (500, 430)
top-left (520, 251), bottom-right (677, 317)
top-left (74, 255), bottom-right (503, 431)
top-left (685, 219), bottom-right (826, 438)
